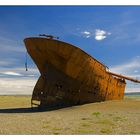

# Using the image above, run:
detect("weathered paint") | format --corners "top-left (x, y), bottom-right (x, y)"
top-left (24, 37), bottom-right (126, 107)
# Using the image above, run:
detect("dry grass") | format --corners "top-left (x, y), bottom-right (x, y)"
top-left (0, 95), bottom-right (31, 108)
top-left (0, 95), bottom-right (140, 134)
top-left (100, 128), bottom-right (112, 134)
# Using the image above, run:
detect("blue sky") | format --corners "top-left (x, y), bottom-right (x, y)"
top-left (0, 6), bottom-right (140, 94)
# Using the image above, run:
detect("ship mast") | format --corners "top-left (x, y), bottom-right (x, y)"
top-left (107, 71), bottom-right (140, 83)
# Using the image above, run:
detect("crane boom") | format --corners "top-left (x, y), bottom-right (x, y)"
top-left (107, 71), bottom-right (140, 83)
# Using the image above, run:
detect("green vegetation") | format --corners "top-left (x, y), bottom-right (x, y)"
top-left (0, 95), bottom-right (139, 134)
top-left (75, 129), bottom-right (95, 134)
top-left (42, 124), bottom-right (50, 129)
top-left (129, 131), bottom-right (137, 134)
top-left (81, 117), bottom-right (91, 120)
top-left (42, 121), bottom-right (50, 129)
top-left (81, 122), bottom-right (91, 127)
top-left (92, 112), bottom-right (101, 117)
top-left (97, 119), bottom-right (115, 126)
top-left (100, 128), bottom-right (112, 134)
top-left (113, 116), bottom-right (127, 122)
top-left (51, 127), bottom-right (62, 135)
top-left (53, 132), bottom-right (60, 135)
top-left (108, 113), bottom-right (113, 116)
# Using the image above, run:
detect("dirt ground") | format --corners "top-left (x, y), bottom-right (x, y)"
top-left (0, 95), bottom-right (139, 135)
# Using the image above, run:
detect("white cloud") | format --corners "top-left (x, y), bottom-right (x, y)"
top-left (86, 35), bottom-right (90, 38)
top-left (95, 35), bottom-right (106, 41)
top-left (83, 31), bottom-right (91, 35)
top-left (0, 67), bottom-right (39, 78)
top-left (110, 57), bottom-right (140, 74)
top-left (0, 78), bottom-right (37, 95)
top-left (126, 87), bottom-right (140, 93)
top-left (95, 29), bottom-right (111, 41)
top-left (0, 67), bottom-right (40, 95)
top-left (28, 74), bottom-right (35, 77)
top-left (81, 31), bottom-right (91, 38)
top-left (1, 71), bottom-right (22, 76)
top-left (109, 57), bottom-right (140, 92)
top-left (81, 29), bottom-right (111, 41)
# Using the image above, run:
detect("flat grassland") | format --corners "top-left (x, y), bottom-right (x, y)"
top-left (0, 95), bottom-right (139, 135)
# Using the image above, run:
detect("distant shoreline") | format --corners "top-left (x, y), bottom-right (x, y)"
top-left (125, 92), bottom-right (140, 96)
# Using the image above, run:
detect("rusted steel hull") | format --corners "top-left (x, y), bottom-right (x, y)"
top-left (24, 37), bottom-right (126, 107)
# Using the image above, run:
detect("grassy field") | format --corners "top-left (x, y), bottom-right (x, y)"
top-left (0, 95), bottom-right (139, 134)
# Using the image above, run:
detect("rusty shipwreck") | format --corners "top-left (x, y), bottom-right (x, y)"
top-left (24, 35), bottom-right (140, 108)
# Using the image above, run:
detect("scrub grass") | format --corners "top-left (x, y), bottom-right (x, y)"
top-left (0, 95), bottom-right (139, 134)
top-left (100, 128), bottom-right (112, 134)
top-left (92, 112), bottom-right (101, 117)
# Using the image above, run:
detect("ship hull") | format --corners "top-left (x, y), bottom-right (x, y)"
top-left (24, 37), bottom-right (126, 107)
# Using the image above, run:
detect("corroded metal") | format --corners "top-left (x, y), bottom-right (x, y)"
top-left (24, 37), bottom-right (133, 108)
top-left (107, 71), bottom-right (140, 83)
top-left (39, 34), bottom-right (59, 40)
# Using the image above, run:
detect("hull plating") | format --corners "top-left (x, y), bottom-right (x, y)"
top-left (24, 37), bottom-right (126, 107)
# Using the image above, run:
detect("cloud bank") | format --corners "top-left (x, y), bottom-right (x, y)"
top-left (110, 56), bottom-right (140, 76)
top-left (0, 78), bottom-right (37, 95)
top-left (0, 66), bottom-right (40, 95)
top-left (110, 56), bottom-right (140, 93)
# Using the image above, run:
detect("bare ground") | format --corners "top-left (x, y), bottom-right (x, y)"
top-left (0, 95), bottom-right (139, 135)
